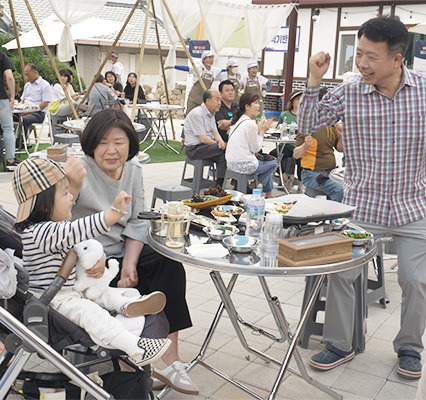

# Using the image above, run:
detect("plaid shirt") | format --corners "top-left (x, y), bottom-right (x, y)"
top-left (298, 66), bottom-right (426, 227)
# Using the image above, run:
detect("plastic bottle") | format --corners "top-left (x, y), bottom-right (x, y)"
top-left (280, 115), bottom-right (287, 138)
top-left (289, 121), bottom-right (296, 138)
top-left (245, 189), bottom-right (265, 238)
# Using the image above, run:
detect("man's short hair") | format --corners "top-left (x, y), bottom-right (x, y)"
top-left (358, 16), bottom-right (408, 56)
top-left (219, 80), bottom-right (234, 93)
top-left (203, 90), bottom-right (213, 103)
top-left (26, 64), bottom-right (38, 73)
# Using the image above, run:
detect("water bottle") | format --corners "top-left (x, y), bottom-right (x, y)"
top-left (280, 115), bottom-right (287, 139)
top-left (289, 121), bottom-right (296, 139)
top-left (245, 189), bottom-right (265, 238)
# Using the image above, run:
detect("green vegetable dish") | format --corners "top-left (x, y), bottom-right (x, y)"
top-left (340, 231), bottom-right (371, 239)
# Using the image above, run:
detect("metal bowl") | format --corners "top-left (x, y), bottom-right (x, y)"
top-left (222, 235), bottom-right (259, 253)
top-left (203, 225), bottom-right (239, 240)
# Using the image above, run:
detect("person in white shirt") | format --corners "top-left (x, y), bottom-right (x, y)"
top-left (50, 69), bottom-right (79, 117)
top-left (226, 92), bottom-right (276, 198)
top-left (184, 89), bottom-right (226, 187)
top-left (240, 61), bottom-right (272, 117)
top-left (15, 63), bottom-right (52, 135)
top-left (109, 51), bottom-right (125, 86)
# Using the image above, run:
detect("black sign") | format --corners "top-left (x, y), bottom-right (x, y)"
top-left (189, 40), bottom-right (210, 59)
top-left (414, 40), bottom-right (426, 60)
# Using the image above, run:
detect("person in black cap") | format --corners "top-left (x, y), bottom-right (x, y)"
top-left (270, 89), bottom-right (303, 192)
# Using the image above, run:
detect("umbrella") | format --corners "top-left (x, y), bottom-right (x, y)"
top-left (3, 15), bottom-right (122, 50)
top-left (409, 22), bottom-right (426, 35)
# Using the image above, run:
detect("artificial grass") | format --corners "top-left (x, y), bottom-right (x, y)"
top-left (140, 140), bottom-right (186, 164)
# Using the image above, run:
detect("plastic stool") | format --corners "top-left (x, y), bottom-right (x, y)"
top-left (151, 185), bottom-right (193, 209)
top-left (223, 170), bottom-right (258, 193)
top-left (298, 270), bottom-right (366, 354)
top-left (180, 158), bottom-right (216, 194)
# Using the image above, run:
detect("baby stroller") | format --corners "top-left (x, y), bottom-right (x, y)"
top-left (0, 206), bottom-right (168, 399)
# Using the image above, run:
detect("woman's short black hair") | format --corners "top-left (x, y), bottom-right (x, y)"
top-left (80, 108), bottom-right (139, 161)
top-left (14, 182), bottom-right (58, 232)
top-left (105, 71), bottom-right (117, 82)
top-left (59, 69), bottom-right (72, 83)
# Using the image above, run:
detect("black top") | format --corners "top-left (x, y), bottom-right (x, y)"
top-left (114, 82), bottom-right (123, 93)
top-left (0, 52), bottom-right (14, 100)
top-left (215, 100), bottom-right (239, 142)
top-left (124, 83), bottom-right (145, 102)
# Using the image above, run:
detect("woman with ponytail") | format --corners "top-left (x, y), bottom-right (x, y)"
top-left (225, 93), bottom-right (277, 198)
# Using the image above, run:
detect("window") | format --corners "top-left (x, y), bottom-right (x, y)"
top-left (336, 31), bottom-right (358, 78)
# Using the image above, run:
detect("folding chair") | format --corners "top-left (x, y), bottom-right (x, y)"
top-left (100, 99), bottom-right (123, 110)
top-left (76, 103), bottom-right (96, 118)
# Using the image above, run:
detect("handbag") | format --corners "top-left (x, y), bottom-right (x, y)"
top-left (255, 150), bottom-right (275, 162)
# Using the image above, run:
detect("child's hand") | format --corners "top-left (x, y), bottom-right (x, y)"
top-left (113, 191), bottom-right (132, 213)
top-left (86, 254), bottom-right (106, 278)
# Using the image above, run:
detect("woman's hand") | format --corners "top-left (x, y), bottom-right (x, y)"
top-left (85, 254), bottom-right (106, 278)
top-left (118, 262), bottom-right (138, 288)
top-left (257, 118), bottom-right (273, 136)
top-left (113, 191), bottom-right (132, 213)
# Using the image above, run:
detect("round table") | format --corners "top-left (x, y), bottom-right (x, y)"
top-left (148, 225), bottom-right (376, 400)
top-left (134, 103), bottom-right (184, 154)
top-left (62, 119), bottom-right (146, 134)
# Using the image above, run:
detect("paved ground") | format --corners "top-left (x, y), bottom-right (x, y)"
top-left (1, 126), bottom-right (422, 400)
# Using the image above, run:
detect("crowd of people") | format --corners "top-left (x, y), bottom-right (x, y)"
top-left (5, 13), bottom-right (426, 399)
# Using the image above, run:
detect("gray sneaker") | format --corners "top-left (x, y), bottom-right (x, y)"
top-left (153, 361), bottom-right (199, 395)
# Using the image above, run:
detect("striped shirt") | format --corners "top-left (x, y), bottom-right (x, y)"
top-left (298, 66), bottom-right (426, 227)
top-left (21, 212), bottom-right (109, 291)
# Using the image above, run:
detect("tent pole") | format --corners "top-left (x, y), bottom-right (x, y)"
top-left (8, 0), bottom-right (26, 84)
top-left (79, 0), bottom-right (141, 106)
top-left (23, 0), bottom-right (79, 119)
top-left (152, 0), bottom-right (176, 140)
top-left (72, 55), bottom-right (83, 93)
top-left (130, 0), bottom-right (151, 122)
top-left (161, 0), bottom-right (206, 91)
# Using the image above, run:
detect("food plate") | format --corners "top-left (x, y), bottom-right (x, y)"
top-left (183, 193), bottom-right (234, 210)
top-left (265, 201), bottom-right (297, 214)
top-left (212, 205), bottom-right (244, 218)
top-left (211, 212), bottom-right (237, 224)
top-left (190, 215), bottom-right (217, 230)
top-left (340, 229), bottom-right (373, 246)
top-left (203, 225), bottom-right (239, 240)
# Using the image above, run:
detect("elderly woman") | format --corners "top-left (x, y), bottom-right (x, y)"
top-left (65, 109), bottom-right (198, 395)
top-left (226, 93), bottom-right (277, 198)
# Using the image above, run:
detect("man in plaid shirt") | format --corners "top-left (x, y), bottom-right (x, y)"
top-left (298, 16), bottom-right (426, 379)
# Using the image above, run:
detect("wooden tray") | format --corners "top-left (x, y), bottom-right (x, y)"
top-left (276, 251), bottom-right (354, 267)
top-left (183, 193), bottom-right (234, 210)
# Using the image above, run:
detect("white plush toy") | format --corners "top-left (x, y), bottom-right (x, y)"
top-left (73, 239), bottom-right (119, 301)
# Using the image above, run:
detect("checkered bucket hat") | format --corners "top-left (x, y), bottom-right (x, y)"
top-left (12, 158), bottom-right (67, 223)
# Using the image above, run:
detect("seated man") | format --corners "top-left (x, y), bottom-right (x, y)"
top-left (215, 80), bottom-right (238, 143)
top-left (16, 64), bottom-right (52, 135)
top-left (184, 89), bottom-right (226, 187)
top-left (293, 89), bottom-right (343, 202)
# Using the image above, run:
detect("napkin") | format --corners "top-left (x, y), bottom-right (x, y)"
top-left (187, 244), bottom-right (228, 259)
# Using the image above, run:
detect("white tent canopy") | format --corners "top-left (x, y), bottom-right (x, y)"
top-left (410, 22), bottom-right (426, 35)
top-left (3, 15), bottom-right (122, 55)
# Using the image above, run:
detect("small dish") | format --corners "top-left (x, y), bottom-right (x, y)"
top-left (211, 213), bottom-right (237, 224)
top-left (222, 235), bottom-right (259, 253)
top-left (332, 218), bottom-right (350, 231)
top-left (226, 190), bottom-right (244, 202)
top-left (212, 205), bottom-right (244, 218)
top-left (340, 229), bottom-right (373, 246)
top-left (203, 225), bottom-right (239, 240)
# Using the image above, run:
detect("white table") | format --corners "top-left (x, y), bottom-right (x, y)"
top-left (264, 129), bottom-right (296, 193)
top-left (135, 103), bottom-right (183, 154)
top-left (62, 119), bottom-right (146, 134)
top-left (148, 221), bottom-right (376, 400)
top-left (13, 105), bottom-right (42, 155)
